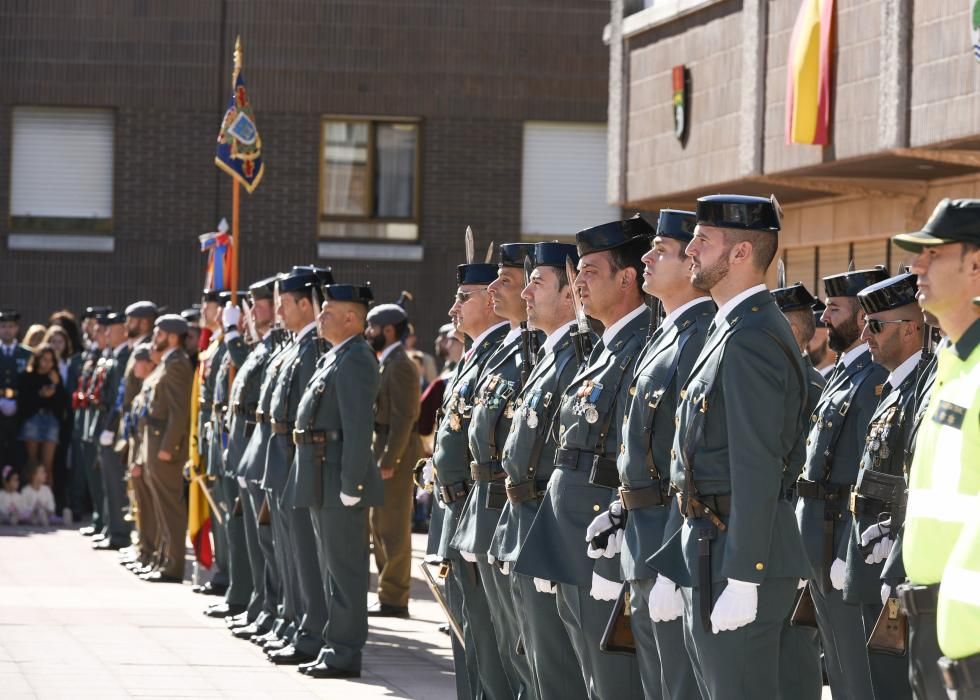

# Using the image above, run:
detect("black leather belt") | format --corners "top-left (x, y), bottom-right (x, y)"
top-left (940, 652), bottom-right (980, 691)
top-left (554, 447), bottom-right (594, 471)
top-left (292, 429), bottom-right (342, 445)
top-left (677, 492), bottom-right (732, 519)
top-left (848, 492), bottom-right (893, 518)
top-left (506, 478), bottom-right (549, 504)
top-left (897, 582), bottom-right (939, 616)
top-left (438, 480), bottom-right (471, 505)
top-left (254, 411), bottom-right (269, 424)
top-left (619, 481), bottom-right (669, 511)
top-left (271, 420), bottom-right (294, 435)
top-left (554, 447), bottom-right (619, 489)
top-left (486, 482), bottom-right (507, 510)
top-left (796, 478), bottom-right (849, 502)
top-left (470, 460), bottom-right (506, 482)
top-left (244, 422), bottom-right (256, 438)
top-left (232, 403), bottom-right (257, 417)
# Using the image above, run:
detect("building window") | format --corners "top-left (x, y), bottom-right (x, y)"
top-left (10, 107), bottom-right (114, 234)
top-left (319, 118), bottom-right (420, 241)
top-left (521, 122), bottom-right (620, 239)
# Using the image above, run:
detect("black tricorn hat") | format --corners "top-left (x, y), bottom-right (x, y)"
top-left (457, 263), bottom-right (498, 285)
top-left (82, 306), bottom-right (112, 320)
top-left (893, 198), bottom-right (980, 252)
top-left (180, 307), bottom-right (201, 323)
top-left (97, 312), bottom-right (125, 326)
top-left (823, 266), bottom-right (889, 298)
top-left (533, 242), bottom-right (578, 270)
top-left (640, 209), bottom-right (697, 243)
top-left (499, 243), bottom-right (537, 268)
top-left (323, 284), bottom-right (374, 306)
top-left (575, 214), bottom-right (655, 257)
top-left (0, 309), bottom-right (21, 323)
top-left (217, 290), bottom-right (248, 305)
top-left (248, 275), bottom-right (279, 301)
top-left (279, 266), bottom-right (334, 294)
top-left (201, 288), bottom-right (222, 303)
top-left (696, 194), bottom-right (781, 233)
top-left (772, 283), bottom-right (818, 313)
top-left (858, 272), bottom-right (919, 315)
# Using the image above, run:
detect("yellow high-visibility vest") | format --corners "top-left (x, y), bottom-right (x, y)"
top-left (939, 496), bottom-right (980, 659)
top-left (903, 322), bottom-right (980, 587)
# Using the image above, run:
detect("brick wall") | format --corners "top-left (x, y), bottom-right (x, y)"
top-left (0, 0), bottom-right (609, 343)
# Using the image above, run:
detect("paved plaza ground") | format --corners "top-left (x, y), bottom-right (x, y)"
top-left (0, 525), bottom-right (456, 699)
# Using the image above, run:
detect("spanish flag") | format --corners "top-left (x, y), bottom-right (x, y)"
top-left (785, 0), bottom-right (834, 145)
top-left (186, 342), bottom-right (213, 569)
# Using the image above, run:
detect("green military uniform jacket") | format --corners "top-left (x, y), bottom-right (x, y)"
top-left (81, 350), bottom-right (111, 443)
top-left (226, 334), bottom-right (274, 479)
top-left (372, 343), bottom-right (422, 477)
top-left (252, 335), bottom-right (293, 487)
top-left (844, 358), bottom-right (920, 604)
top-left (651, 289), bottom-right (810, 587)
top-left (451, 330), bottom-right (527, 556)
top-left (292, 335), bottom-right (381, 509)
top-left (210, 333), bottom-right (250, 477)
top-left (198, 335), bottom-right (227, 476)
top-left (619, 299), bottom-right (713, 581)
top-left (797, 346), bottom-right (887, 594)
top-left (431, 322), bottom-right (510, 559)
top-left (95, 342), bottom-right (132, 436)
top-left (490, 326), bottom-right (581, 563)
top-left (266, 326), bottom-right (320, 499)
top-left (515, 309), bottom-right (648, 586)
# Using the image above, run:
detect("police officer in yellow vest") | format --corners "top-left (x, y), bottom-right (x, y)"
top-left (892, 199), bottom-right (980, 700)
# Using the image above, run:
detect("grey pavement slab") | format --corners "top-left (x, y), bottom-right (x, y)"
top-left (0, 525), bottom-right (455, 699)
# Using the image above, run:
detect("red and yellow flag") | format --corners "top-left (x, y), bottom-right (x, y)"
top-left (186, 330), bottom-right (213, 569)
top-left (785, 0), bottom-right (834, 145)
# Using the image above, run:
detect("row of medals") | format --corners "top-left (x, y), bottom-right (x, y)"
top-left (865, 405), bottom-right (898, 465)
top-left (572, 379), bottom-right (601, 425)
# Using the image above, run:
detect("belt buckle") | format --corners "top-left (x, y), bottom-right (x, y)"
top-left (438, 561), bottom-right (450, 580)
top-left (848, 491), bottom-right (858, 514)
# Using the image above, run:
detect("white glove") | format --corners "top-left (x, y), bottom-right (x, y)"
top-left (421, 459), bottom-right (434, 485)
top-left (533, 577), bottom-right (556, 594)
top-left (710, 579), bottom-right (759, 634)
top-left (880, 583), bottom-right (892, 607)
top-left (649, 576), bottom-right (684, 622)
top-left (590, 571), bottom-right (621, 601)
top-left (0, 399), bottom-right (15, 417)
top-left (99, 430), bottom-right (115, 447)
top-left (830, 558), bottom-right (846, 590)
top-left (339, 492), bottom-right (361, 507)
top-left (222, 302), bottom-right (241, 329)
top-left (585, 501), bottom-right (625, 559)
top-left (237, 476), bottom-right (248, 489)
top-left (460, 550), bottom-right (478, 563)
top-left (860, 521), bottom-right (894, 564)
top-left (500, 561), bottom-right (511, 575)
top-left (798, 578), bottom-right (807, 589)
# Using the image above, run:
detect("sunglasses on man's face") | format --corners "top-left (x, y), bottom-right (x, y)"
top-left (454, 289), bottom-right (487, 304)
top-left (864, 318), bottom-right (915, 334)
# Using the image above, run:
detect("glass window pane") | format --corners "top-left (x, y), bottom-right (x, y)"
top-left (374, 123), bottom-right (417, 219)
top-left (322, 121), bottom-right (369, 216)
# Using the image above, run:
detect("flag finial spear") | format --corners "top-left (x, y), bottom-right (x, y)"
top-left (233, 35), bottom-right (243, 83)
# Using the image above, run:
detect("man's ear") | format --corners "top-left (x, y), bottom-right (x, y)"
top-left (730, 240), bottom-right (753, 265)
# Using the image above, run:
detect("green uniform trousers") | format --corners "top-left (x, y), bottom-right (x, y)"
top-left (369, 465), bottom-right (415, 608)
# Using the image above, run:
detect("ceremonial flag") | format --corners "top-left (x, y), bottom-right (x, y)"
top-left (186, 361), bottom-right (213, 569)
top-left (785, 0), bottom-right (834, 145)
top-left (200, 218), bottom-right (232, 291)
top-left (215, 38), bottom-right (264, 193)
top-left (973, 0), bottom-right (980, 62)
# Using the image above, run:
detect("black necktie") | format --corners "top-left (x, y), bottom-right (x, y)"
top-left (880, 381), bottom-right (892, 400)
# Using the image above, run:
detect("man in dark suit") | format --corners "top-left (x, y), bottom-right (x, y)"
top-left (365, 301), bottom-right (422, 618)
top-left (140, 314), bottom-right (194, 583)
top-left (516, 215), bottom-right (650, 697)
top-left (649, 195), bottom-right (810, 699)
top-left (0, 310), bottom-right (33, 468)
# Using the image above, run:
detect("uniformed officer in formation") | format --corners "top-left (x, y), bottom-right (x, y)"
top-left (78, 312), bottom-right (111, 536)
top-left (452, 242), bottom-right (538, 699)
top-left (263, 266), bottom-right (332, 665)
top-left (0, 309), bottom-right (32, 464)
top-left (139, 313), bottom-right (194, 583)
top-left (429, 255), bottom-right (511, 699)
top-left (770, 280), bottom-right (825, 700)
top-left (294, 281), bottom-right (379, 678)
top-left (489, 241), bottom-right (587, 700)
top-left (516, 215), bottom-right (649, 697)
top-left (365, 299), bottom-right (422, 619)
top-left (890, 199), bottom-right (980, 699)
top-left (622, 210), bottom-right (713, 700)
top-left (648, 195), bottom-right (809, 699)
top-left (796, 264), bottom-right (889, 699)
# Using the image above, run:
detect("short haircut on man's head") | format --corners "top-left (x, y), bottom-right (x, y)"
top-left (721, 227), bottom-right (778, 271)
top-left (608, 238), bottom-right (649, 295)
top-left (786, 308), bottom-right (816, 345)
top-left (286, 289), bottom-right (313, 305)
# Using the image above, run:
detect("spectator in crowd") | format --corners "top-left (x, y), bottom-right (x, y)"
top-left (42, 324), bottom-right (77, 513)
top-left (18, 344), bottom-right (69, 485)
top-left (48, 310), bottom-right (83, 358)
top-left (43, 326), bottom-right (74, 384)
top-left (0, 465), bottom-right (23, 525)
top-left (23, 324), bottom-right (47, 348)
top-left (21, 463), bottom-right (56, 526)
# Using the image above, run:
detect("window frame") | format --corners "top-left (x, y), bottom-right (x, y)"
top-left (317, 115), bottom-right (422, 241)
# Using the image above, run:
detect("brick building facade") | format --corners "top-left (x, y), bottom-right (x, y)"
top-left (0, 1), bottom-right (611, 342)
top-left (608, 0), bottom-right (980, 290)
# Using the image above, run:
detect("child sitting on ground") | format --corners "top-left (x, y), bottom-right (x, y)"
top-left (0, 465), bottom-right (24, 525)
top-left (20, 464), bottom-right (56, 526)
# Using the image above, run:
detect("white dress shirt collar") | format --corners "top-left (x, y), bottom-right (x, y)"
top-left (662, 296), bottom-right (713, 329)
top-left (886, 351), bottom-right (922, 389)
top-left (468, 321), bottom-right (509, 350)
top-left (713, 284), bottom-right (768, 328)
top-left (840, 342), bottom-right (870, 369)
top-left (542, 321), bottom-right (576, 355)
top-left (296, 321), bottom-right (318, 342)
top-left (602, 304), bottom-right (647, 347)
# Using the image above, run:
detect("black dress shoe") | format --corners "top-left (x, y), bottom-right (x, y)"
top-left (267, 645), bottom-right (313, 665)
top-left (252, 630), bottom-right (279, 646)
top-left (302, 662), bottom-right (361, 679)
top-left (367, 601), bottom-right (410, 618)
top-left (141, 571), bottom-right (183, 584)
top-left (78, 526), bottom-right (97, 537)
top-left (90, 533), bottom-right (107, 544)
top-left (92, 539), bottom-right (123, 551)
top-left (225, 612), bottom-right (249, 628)
top-left (203, 603), bottom-right (246, 619)
top-left (191, 581), bottom-right (228, 596)
top-left (263, 638), bottom-right (290, 652)
top-left (232, 623), bottom-right (260, 639)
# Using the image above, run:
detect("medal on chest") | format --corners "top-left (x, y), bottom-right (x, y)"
top-left (574, 380), bottom-right (603, 424)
